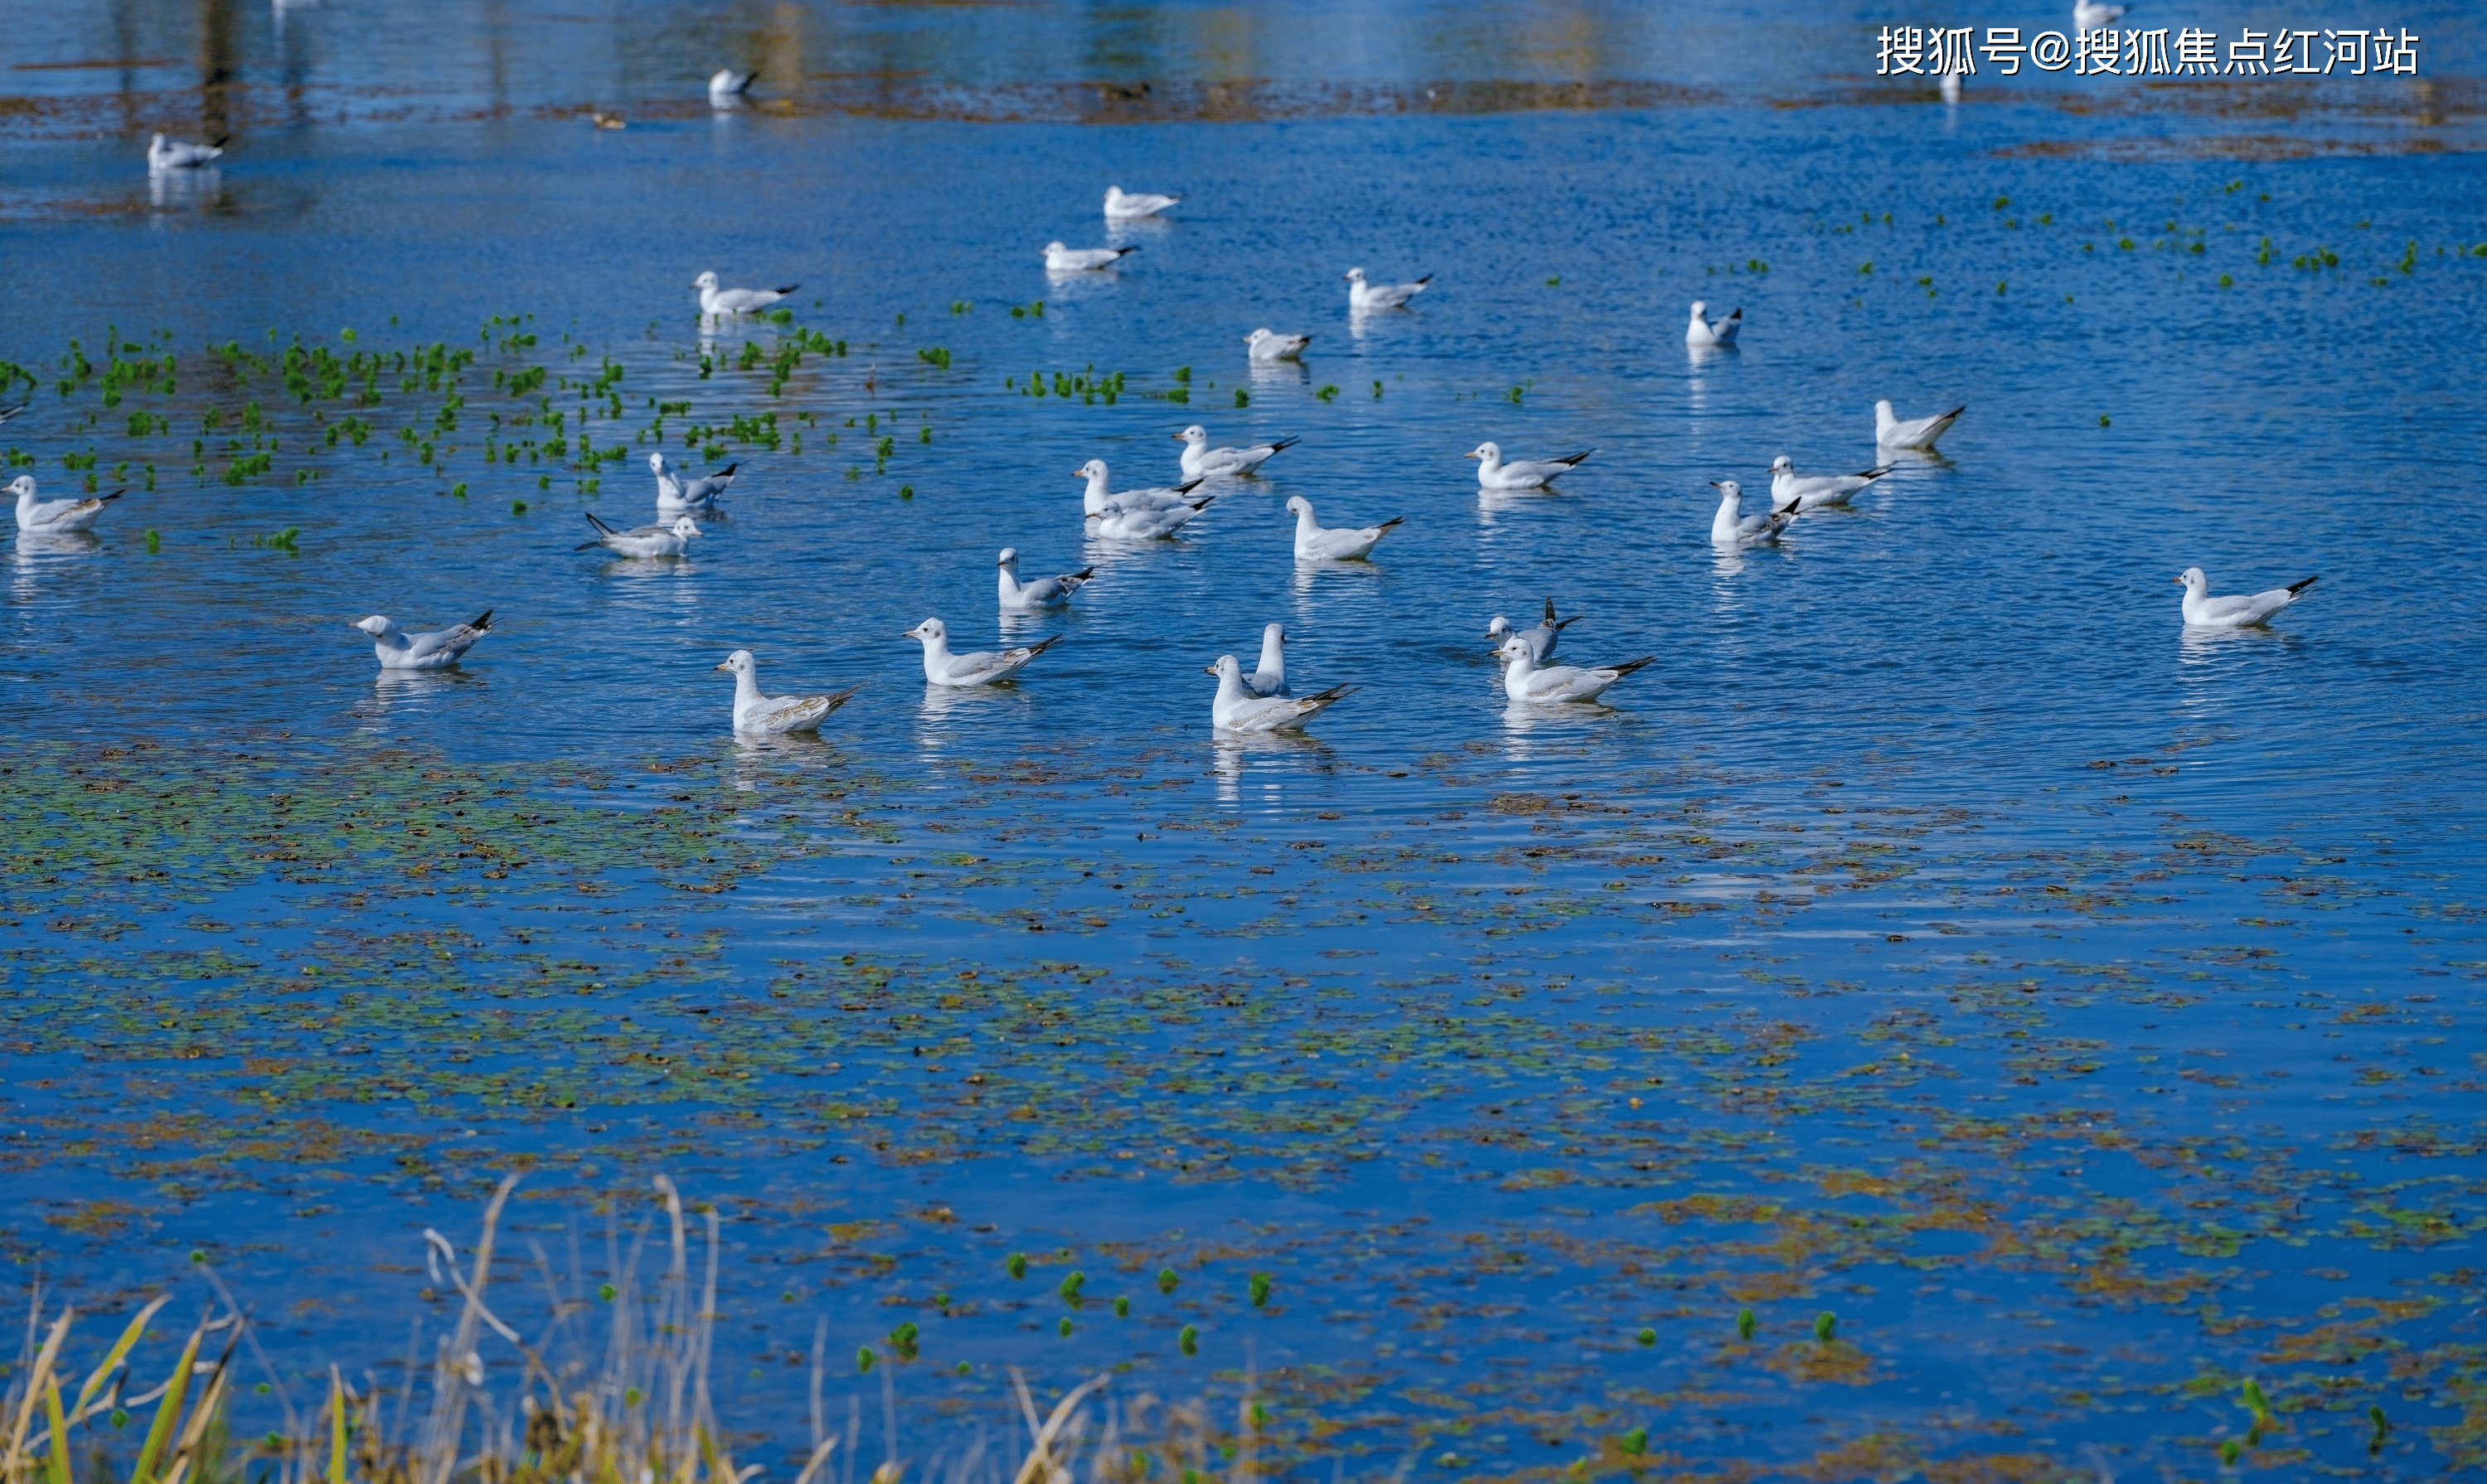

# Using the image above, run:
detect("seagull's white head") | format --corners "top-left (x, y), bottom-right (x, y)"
top-left (1207, 654), bottom-right (1242, 680)
top-left (150, 133), bottom-right (167, 150)
top-left (1106, 186), bottom-right (1125, 199)
top-left (715, 648), bottom-right (754, 675)
top-left (1769, 455), bottom-right (1795, 474)
top-left (996, 547), bottom-right (1019, 569)
top-left (1176, 424), bottom-right (1207, 444)
top-left (2177, 567), bottom-right (2207, 591)
top-left (352, 615), bottom-right (396, 638)
top-left (1284, 495), bottom-right (1311, 517)
top-left (1874, 399), bottom-right (1896, 419)
top-left (1263, 623), bottom-right (1285, 643)
top-left (1044, 240), bottom-right (1068, 255)
top-left (1495, 636), bottom-right (1529, 663)
top-left (1710, 478), bottom-right (1742, 502)
top-left (5, 475), bottom-right (35, 499)
top-left (904, 618), bottom-right (947, 644)
top-left (648, 451), bottom-right (670, 474)
top-left (1690, 300), bottom-right (1709, 318)
top-left (672, 517), bottom-right (702, 538)
top-left (1467, 442), bottom-right (1500, 463)
top-left (1343, 267), bottom-right (1367, 284)
top-left (692, 271), bottom-right (719, 292)
top-left (1074, 458), bottom-right (1108, 484)
top-left (1486, 616), bottom-right (1512, 641)
top-left (709, 70), bottom-right (734, 89)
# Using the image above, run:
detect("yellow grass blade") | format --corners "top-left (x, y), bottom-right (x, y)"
top-left (331, 1366), bottom-right (350, 1484)
top-left (43, 1380), bottom-right (73, 1484)
top-left (72, 1297), bottom-right (172, 1425)
top-left (128, 1324), bottom-right (202, 1484)
top-left (5, 1307), bottom-right (72, 1473)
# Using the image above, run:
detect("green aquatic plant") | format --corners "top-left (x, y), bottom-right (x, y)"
top-left (1617, 1428), bottom-right (1646, 1457)
top-left (1177, 1326), bottom-right (1198, 1356)
top-left (1007, 1254), bottom-right (1029, 1279)
top-left (1156, 1268), bottom-right (1179, 1294)
top-left (1735, 1308), bottom-right (1755, 1340)
top-left (1812, 1312), bottom-right (1835, 1342)
top-left (1248, 1273), bottom-right (1271, 1308)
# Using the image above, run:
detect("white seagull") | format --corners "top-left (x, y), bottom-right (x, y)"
top-left (1496, 638), bottom-right (1655, 705)
top-left (715, 649), bottom-right (860, 734)
top-left (1685, 301), bottom-right (1742, 347)
top-left (1244, 328), bottom-right (1312, 362)
top-left (1176, 425), bottom-right (1298, 480)
top-left (0, 401), bottom-right (26, 426)
top-left (352, 610), bottom-right (492, 672)
top-left (1874, 400), bottom-right (1966, 450)
top-left (1709, 479), bottom-right (1796, 546)
top-left (1242, 623), bottom-right (1288, 696)
top-left (2176, 567), bottom-right (2317, 628)
top-left (905, 618), bottom-right (1064, 687)
top-left (693, 270), bottom-right (797, 316)
top-left (1486, 599), bottom-right (1579, 665)
top-left (1769, 455), bottom-right (1893, 512)
top-left (1286, 495), bottom-right (1400, 562)
top-left (578, 512), bottom-right (700, 558)
top-left (1095, 496), bottom-right (1213, 540)
top-left (997, 547), bottom-right (1094, 610)
top-left (1103, 186), bottom-right (1180, 219)
top-left (708, 69), bottom-right (757, 106)
top-left (148, 133), bottom-right (225, 171)
top-left (652, 452), bottom-right (737, 513)
top-left (1078, 458), bottom-right (1201, 516)
top-left (1345, 267), bottom-right (1432, 311)
top-left (1469, 441), bottom-right (1592, 491)
top-left (1045, 241), bottom-right (1137, 272)
top-left (1208, 655), bottom-right (1354, 733)
top-left (10, 476), bottom-right (120, 534)
top-left (2073, 0), bottom-right (2129, 28)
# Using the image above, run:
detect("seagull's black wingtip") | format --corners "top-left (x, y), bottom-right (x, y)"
top-left (2288, 575), bottom-right (2320, 596)
top-left (469, 609), bottom-right (495, 631)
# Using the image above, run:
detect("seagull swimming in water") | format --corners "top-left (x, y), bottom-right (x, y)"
top-left (1241, 623), bottom-right (1289, 696)
top-left (1208, 655), bottom-right (1353, 733)
top-left (1094, 496), bottom-right (1214, 540)
top-left (997, 547), bottom-right (1094, 610)
top-left (1709, 480), bottom-right (1796, 546)
top-left (148, 133), bottom-right (225, 171)
top-left (1496, 638), bottom-right (1654, 705)
top-left (1469, 442), bottom-right (1593, 491)
top-left (1045, 241), bottom-right (1137, 272)
top-left (1486, 599), bottom-right (1579, 665)
top-left (1244, 328), bottom-right (1312, 362)
top-left (1874, 400), bottom-right (1966, 450)
top-left (2175, 567), bottom-right (2317, 628)
top-left (693, 270), bottom-right (796, 316)
top-left (1345, 267), bottom-right (1432, 312)
top-left (715, 649), bottom-right (860, 734)
top-left (708, 69), bottom-right (757, 106)
top-left (1768, 455), bottom-right (1893, 512)
top-left (352, 611), bottom-right (492, 672)
top-left (1078, 459), bottom-right (1201, 516)
top-left (577, 512), bottom-right (699, 558)
top-left (905, 618), bottom-right (1064, 687)
top-left (651, 452), bottom-right (736, 513)
top-left (1685, 301), bottom-right (1742, 347)
top-left (10, 475), bottom-right (120, 534)
top-left (1287, 496), bottom-right (1401, 562)
top-left (1103, 186), bottom-right (1180, 219)
top-left (2073, 0), bottom-right (2129, 29)
top-left (1176, 425), bottom-right (1298, 480)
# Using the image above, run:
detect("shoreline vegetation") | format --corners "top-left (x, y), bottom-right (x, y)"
top-left (1, 1177), bottom-right (1245, 1484)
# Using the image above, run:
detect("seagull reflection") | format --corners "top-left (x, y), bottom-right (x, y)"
top-left (1210, 733), bottom-right (1336, 809)
top-left (1247, 357), bottom-right (1312, 391)
top-left (359, 667), bottom-right (485, 726)
top-left (148, 167), bottom-right (225, 212)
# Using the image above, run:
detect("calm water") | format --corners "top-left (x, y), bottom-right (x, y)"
top-left (6, 2), bottom-right (2487, 1479)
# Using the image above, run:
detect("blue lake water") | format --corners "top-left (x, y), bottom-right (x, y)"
top-left (5, 2), bottom-right (2487, 1478)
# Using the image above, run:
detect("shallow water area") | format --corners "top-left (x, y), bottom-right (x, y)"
top-left (5, 2), bottom-right (2487, 1479)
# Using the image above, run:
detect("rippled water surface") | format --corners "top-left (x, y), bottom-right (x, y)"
top-left (6, 1), bottom-right (2487, 1478)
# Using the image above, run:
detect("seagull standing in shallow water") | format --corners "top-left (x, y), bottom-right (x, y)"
top-left (1685, 301), bottom-right (1742, 347)
top-left (352, 611), bottom-right (492, 672)
top-left (1768, 455), bottom-right (1893, 512)
top-left (1176, 425), bottom-right (1298, 480)
top-left (1469, 442), bottom-right (1592, 491)
top-left (10, 476), bottom-right (120, 534)
top-left (715, 649), bottom-right (860, 734)
top-left (1208, 655), bottom-right (1353, 732)
top-left (997, 548), bottom-right (1094, 610)
top-left (1104, 186), bottom-right (1180, 219)
top-left (2176, 568), bottom-right (2317, 628)
top-left (693, 271), bottom-right (796, 316)
top-left (905, 618), bottom-right (1064, 687)
top-left (1345, 267), bottom-right (1432, 311)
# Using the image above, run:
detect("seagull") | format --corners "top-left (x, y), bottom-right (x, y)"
top-left (1242, 623), bottom-right (1288, 696)
top-left (1769, 455), bottom-right (1893, 512)
top-left (1486, 599), bottom-right (1579, 665)
top-left (1709, 480), bottom-right (1796, 546)
top-left (1176, 426), bottom-right (1298, 480)
top-left (1874, 400), bottom-right (1966, 450)
top-left (2176, 568), bottom-right (2317, 628)
top-left (1078, 458), bottom-right (1202, 516)
top-left (2073, 0), bottom-right (2128, 28)
top-left (1496, 637), bottom-right (1654, 705)
top-left (1045, 242), bottom-right (1137, 272)
top-left (1685, 301), bottom-right (1742, 348)
top-left (1286, 496), bottom-right (1400, 562)
top-left (577, 512), bottom-right (699, 558)
top-left (708, 69), bottom-right (758, 106)
top-left (1469, 442), bottom-right (1592, 491)
top-left (9, 476), bottom-right (120, 534)
top-left (1244, 328), bottom-right (1312, 362)
top-left (1095, 496), bottom-right (1213, 540)
top-left (715, 649), bottom-right (860, 734)
top-left (1345, 267), bottom-right (1432, 311)
top-left (0, 401), bottom-right (25, 426)
top-left (1103, 186), bottom-right (1180, 219)
top-left (1208, 655), bottom-right (1353, 733)
top-left (997, 547), bottom-right (1094, 610)
top-left (147, 133), bottom-right (225, 171)
top-left (590, 110), bottom-right (628, 130)
top-left (694, 271), bottom-right (796, 317)
top-left (1940, 70), bottom-right (1964, 103)
top-left (652, 452), bottom-right (736, 513)
top-left (905, 618), bottom-right (1064, 687)
top-left (352, 611), bottom-right (492, 672)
